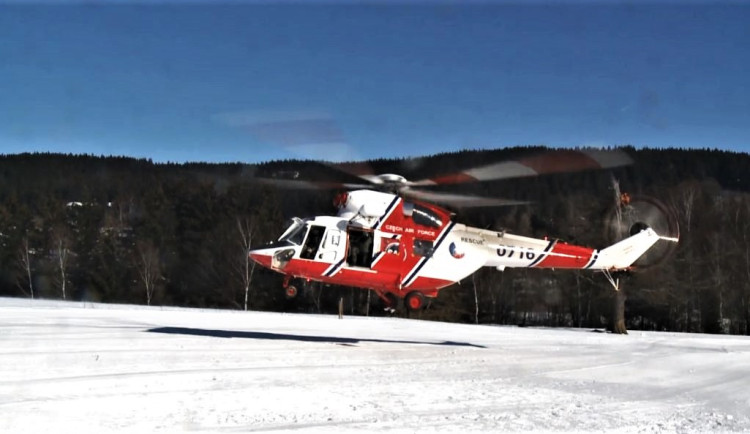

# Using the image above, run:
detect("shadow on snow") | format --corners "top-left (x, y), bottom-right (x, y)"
top-left (147, 326), bottom-right (485, 349)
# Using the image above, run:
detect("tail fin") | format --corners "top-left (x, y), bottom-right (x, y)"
top-left (596, 228), bottom-right (668, 270)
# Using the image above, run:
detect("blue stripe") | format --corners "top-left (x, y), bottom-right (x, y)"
top-left (403, 221), bottom-right (456, 287)
top-left (370, 251), bottom-right (386, 268)
top-left (584, 251), bottom-right (599, 269)
top-left (434, 221), bottom-right (456, 250)
top-left (528, 240), bottom-right (555, 268)
top-left (402, 257), bottom-right (427, 287)
top-left (324, 258), bottom-right (346, 277)
top-left (373, 197), bottom-right (400, 230)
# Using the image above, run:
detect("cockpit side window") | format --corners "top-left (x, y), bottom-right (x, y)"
top-left (300, 225), bottom-right (326, 260)
top-left (288, 225), bottom-right (307, 245)
top-left (278, 218), bottom-right (308, 246)
top-left (278, 221), bottom-right (307, 246)
top-left (412, 204), bottom-right (443, 228)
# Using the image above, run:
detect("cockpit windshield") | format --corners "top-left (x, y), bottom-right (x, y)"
top-left (278, 218), bottom-right (308, 246)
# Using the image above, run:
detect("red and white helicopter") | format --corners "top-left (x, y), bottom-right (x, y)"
top-left (248, 149), bottom-right (679, 311)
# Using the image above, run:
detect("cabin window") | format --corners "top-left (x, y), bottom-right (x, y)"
top-left (413, 239), bottom-right (434, 257)
top-left (347, 229), bottom-right (374, 267)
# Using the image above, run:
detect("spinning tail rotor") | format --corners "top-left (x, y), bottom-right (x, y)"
top-left (604, 189), bottom-right (680, 271)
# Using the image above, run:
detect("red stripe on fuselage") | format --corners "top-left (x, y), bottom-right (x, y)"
top-left (535, 243), bottom-right (595, 269)
top-left (249, 253), bottom-right (273, 269)
top-left (253, 254), bottom-right (452, 296)
top-left (281, 258), bottom-right (401, 291)
top-left (405, 276), bottom-right (453, 293)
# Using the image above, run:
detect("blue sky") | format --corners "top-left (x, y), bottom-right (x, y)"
top-left (1, 1), bottom-right (748, 163)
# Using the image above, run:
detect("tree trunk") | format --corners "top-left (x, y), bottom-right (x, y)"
top-left (20, 237), bottom-right (34, 299)
top-left (57, 239), bottom-right (67, 300)
top-left (365, 290), bottom-right (371, 317)
top-left (472, 274), bottom-right (479, 324)
top-left (610, 285), bottom-right (628, 334)
top-left (137, 240), bottom-right (161, 307)
top-left (244, 261), bottom-right (255, 311)
top-left (575, 273), bottom-right (582, 328)
top-left (314, 283), bottom-right (322, 313)
top-left (237, 217), bottom-right (255, 311)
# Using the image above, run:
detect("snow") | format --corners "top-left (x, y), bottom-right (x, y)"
top-left (1, 297), bottom-right (750, 433)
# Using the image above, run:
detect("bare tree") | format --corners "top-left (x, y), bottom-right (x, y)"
top-left (17, 236), bottom-right (34, 299)
top-left (609, 280), bottom-right (628, 334)
top-left (672, 181), bottom-right (701, 332)
top-left (52, 228), bottom-right (72, 300)
top-left (471, 273), bottom-right (480, 324)
top-left (235, 217), bottom-right (256, 311)
top-left (608, 178), bottom-right (628, 334)
top-left (573, 271), bottom-right (595, 328)
top-left (708, 231), bottom-right (727, 332)
top-left (365, 289), bottom-right (371, 316)
top-left (136, 240), bottom-right (161, 306)
top-left (734, 195), bottom-right (750, 335)
top-left (672, 183), bottom-right (698, 234)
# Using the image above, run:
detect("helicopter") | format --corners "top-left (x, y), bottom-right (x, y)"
top-left (248, 148), bottom-right (679, 311)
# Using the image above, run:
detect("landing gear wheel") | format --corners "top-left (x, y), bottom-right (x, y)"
top-left (285, 285), bottom-right (299, 299)
top-left (405, 291), bottom-right (426, 312)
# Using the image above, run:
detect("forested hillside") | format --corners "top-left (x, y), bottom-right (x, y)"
top-left (1, 146), bottom-right (749, 334)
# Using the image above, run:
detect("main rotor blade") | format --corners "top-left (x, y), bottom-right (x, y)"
top-left (249, 114), bottom-right (382, 185)
top-left (412, 148), bottom-right (633, 186)
top-left (403, 188), bottom-right (530, 208)
top-left (217, 110), bottom-right (381, 187)
top-left (254, 177), bottom-right (373, 190)
top-left (254, 158), bottom-right (376, 186)
top-left (330, 161), bottom-right (378, 182)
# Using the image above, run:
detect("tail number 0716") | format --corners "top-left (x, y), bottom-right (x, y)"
top-left (497, 246), bottom-right (536, 261)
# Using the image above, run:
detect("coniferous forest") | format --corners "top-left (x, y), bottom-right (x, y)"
top-left (1, 146), bottom-right (750, 334)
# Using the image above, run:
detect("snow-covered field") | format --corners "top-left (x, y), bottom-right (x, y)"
top-left (1, 298), bottom-right (749, 433)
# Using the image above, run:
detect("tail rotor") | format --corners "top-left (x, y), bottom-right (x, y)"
top-left (604, 192), bottom-right (679, 271)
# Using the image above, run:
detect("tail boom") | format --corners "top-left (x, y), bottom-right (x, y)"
top-left (589, 227), bottom-right (665, 270)
top-left (478, 227), bottom-right (674, 272)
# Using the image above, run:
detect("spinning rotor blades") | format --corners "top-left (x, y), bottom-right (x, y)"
top-left (412, 149), bottom-right (633, 186)
top-left (253, 147), bottom-right (634, 209)
top-left (402, 189), bottom-right (530, 208)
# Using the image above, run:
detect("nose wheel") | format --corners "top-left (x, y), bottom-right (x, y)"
top-left (285, 285), bottom-right (299, 299)
top-left (282, 276), bottom-right (303, 299)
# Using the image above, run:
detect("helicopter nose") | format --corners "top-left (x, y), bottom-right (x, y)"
top-left (248, 248), bottom-right (273, 268)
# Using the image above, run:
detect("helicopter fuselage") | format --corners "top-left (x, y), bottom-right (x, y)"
top-left (248, 190), bottom-right (668, 310)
